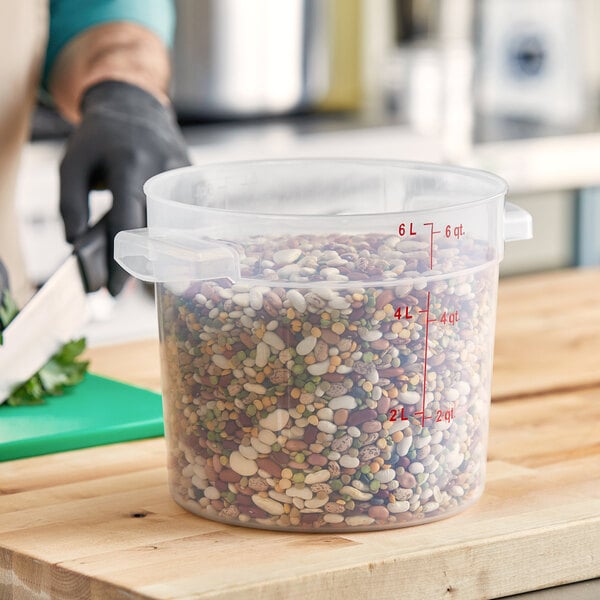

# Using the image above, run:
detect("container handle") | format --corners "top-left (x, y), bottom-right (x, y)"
top-left (504, 202), bottom-right (533, 242)
top-left (114, 228), bottom-right (241, 283)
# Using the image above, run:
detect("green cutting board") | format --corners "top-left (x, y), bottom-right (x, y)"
top-left (0, 374), bottom-right (164, 461)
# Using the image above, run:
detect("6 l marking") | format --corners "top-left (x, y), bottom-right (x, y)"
top-left (398, 222), bottom-right (417, 237)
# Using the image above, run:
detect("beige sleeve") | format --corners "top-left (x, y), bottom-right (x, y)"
top-left (0, 1), bottom-right (49, 305)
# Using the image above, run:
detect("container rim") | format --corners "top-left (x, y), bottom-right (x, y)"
top-left (143, 158), bottom-right (509, 218)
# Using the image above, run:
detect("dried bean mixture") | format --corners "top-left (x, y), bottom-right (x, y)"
top-left (158, 233), bottom-right (497, 531)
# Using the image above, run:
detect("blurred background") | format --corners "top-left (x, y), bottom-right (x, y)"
top-left (17, 0), bottom-right (600, 343)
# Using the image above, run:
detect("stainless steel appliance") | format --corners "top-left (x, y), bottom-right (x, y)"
top-left (172, 0), bottom-right (331, 118)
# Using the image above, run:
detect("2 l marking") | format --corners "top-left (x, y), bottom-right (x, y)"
top-left (388, 408), bottom-right (409, 422)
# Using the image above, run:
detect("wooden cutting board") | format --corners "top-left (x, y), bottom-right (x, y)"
top-left (0, 387), bottom-right (598, 600)
top-left (493, 268), bottom-right (600, 399)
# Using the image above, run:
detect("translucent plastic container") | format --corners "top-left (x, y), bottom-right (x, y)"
top-left (115, 159), bottom-right (532, 532)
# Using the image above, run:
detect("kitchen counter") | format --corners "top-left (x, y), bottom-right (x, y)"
top-left (1, 268), bottom-right (599, 599)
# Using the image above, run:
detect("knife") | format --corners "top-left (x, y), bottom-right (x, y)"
top-left (0, 220), bottom-right (107, 404)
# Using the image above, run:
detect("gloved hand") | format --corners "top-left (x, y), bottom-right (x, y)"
top-left (59, 80), bottom-right (191, 295)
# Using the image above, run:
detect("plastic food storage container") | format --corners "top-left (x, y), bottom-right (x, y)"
top-left (115, 159), bottom-right (532, 532)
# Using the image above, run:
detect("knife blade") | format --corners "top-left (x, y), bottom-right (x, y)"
top-left (0, 220), bottom-right (107, 404)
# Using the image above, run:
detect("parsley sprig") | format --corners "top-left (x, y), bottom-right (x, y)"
top-left (1, 288), bottom-right (89, 406)
top-left (0, 288), bottom-right (19, 345)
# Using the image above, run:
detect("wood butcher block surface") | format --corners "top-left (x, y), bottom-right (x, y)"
top-left (1, 269), bottom-right (599, 599)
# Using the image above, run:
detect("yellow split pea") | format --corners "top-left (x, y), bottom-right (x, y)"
top-left (331, 322), bottom-right (345, 335)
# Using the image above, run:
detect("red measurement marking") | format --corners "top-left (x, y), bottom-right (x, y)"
top-left (436, 407), bottom-right (455, 423)
top-left (439, 310), bottom-right (460, 325)
top-left (394, 306), bottom-right (412, 320)
top-left (420, 291), bottom-right (432, 427)
top-left (445, 224), bottom-right (464, 239)
top-left (389, 407), bottom-right (410, 422)
top-left (398, 222), bottom-right (417, 237)
top-left (414, 411), bottom-right (432, 421)
top-left (423, 222), bottom-right (441, 270)
top-left (418, 306), bottom-right (437, 324)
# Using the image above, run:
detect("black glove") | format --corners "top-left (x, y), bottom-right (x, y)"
top-left (60, 80), bottom-right (191, 295)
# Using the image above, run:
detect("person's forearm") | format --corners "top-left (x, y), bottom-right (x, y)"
top-left (49, 22), bottom-right (171, 124)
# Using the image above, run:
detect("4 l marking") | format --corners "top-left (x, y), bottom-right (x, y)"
top-left (395, 306), bottom-right (460, 325)
top-left (394, 306), bottom-right (412, 320)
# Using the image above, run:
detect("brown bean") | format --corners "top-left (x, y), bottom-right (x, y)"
top-left (288, 461), bottom-right (308, 470)
top-left (314, 340), bottom-right (329, 361)
top-left (368, 506), bottom-right (389, 520)
top-left (399, 472), bottom-right (416, 488)
top-left (239, 332), bottom-right (254, 348)
top-left (239, 506), bottom-right (268, 519)
top-left (256, 458), bottom-right (283, 478)
top-left (378, 367), bottom-right (404, 377)
top-left (375, 289), bottom-right (394, 310)
top-left (362, 420), bottom-right (382, 433)
top-left (370, 339), bottom-right (389, 351)
top-left (304, 425), bottom-right (318, 444)
top-left (224, 421), bottom-right (238, 435)
top-left (320, 329), bottom-right (341, 345)
top-left (237, 413), bottom-right (252, 427)
top-left (377, 397), bottom-right (391, 414)
top-left (212, 454), bottom-right (222, 473)
top-left (307, 453), bottom-right (328, 467)
top-left (333, 409), bottom-right (349, 426)
top-left (220, 469), bottom-right (242, 483)
top-left (301, 513), bottom-right (321, 524)
top-left (286, 439), bottom-right (308, 452)
top-left (347, 408), bottom-right (378, 427)
top-left (322, 373), bottom-right (345, 383)
top-left (204, 464), bottom-right (217, 481)
top-left (271, 451), bottom-right (290, 466)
